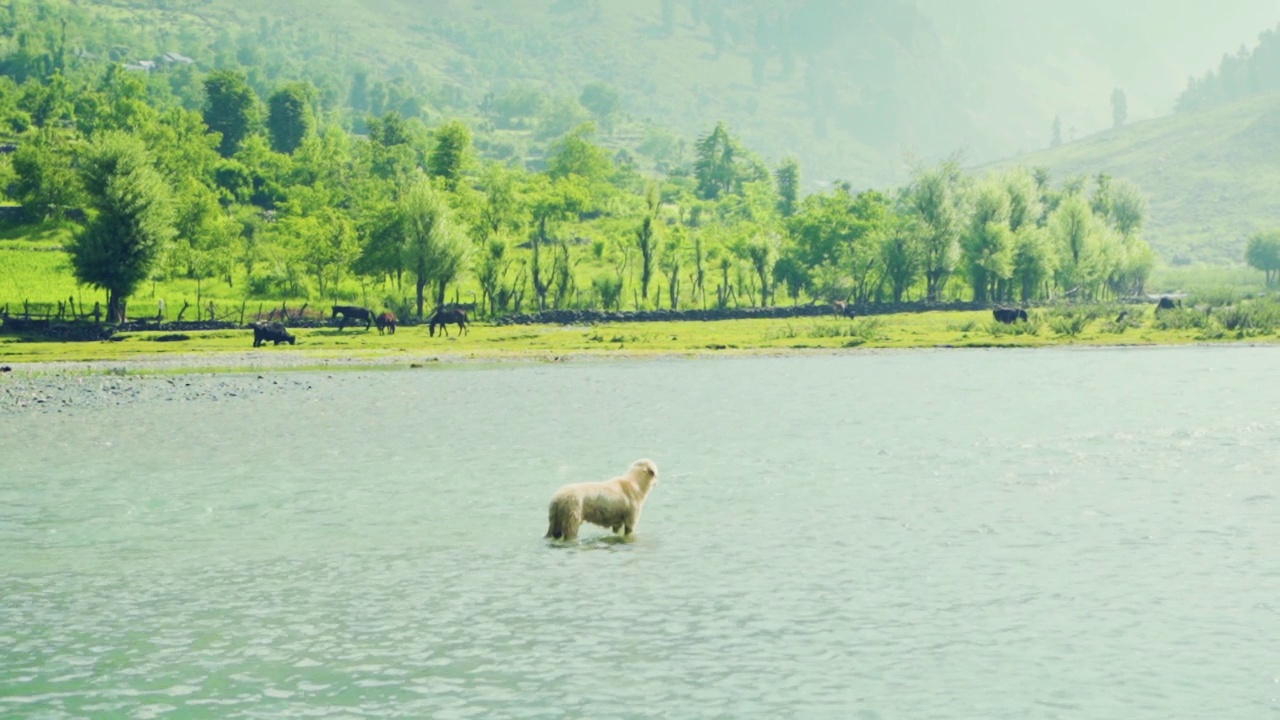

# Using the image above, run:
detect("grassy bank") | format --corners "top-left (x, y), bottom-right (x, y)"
top-left (2, 305), bottom-right (1274, 371)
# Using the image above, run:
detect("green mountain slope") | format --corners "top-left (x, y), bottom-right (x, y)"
top-left (987, 92), bottom-right (1280, 265)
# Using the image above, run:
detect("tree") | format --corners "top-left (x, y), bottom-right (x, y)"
top-left (546, 123), bottom-right (613, 185)
top-left (960, 179), bottom-right (1013, 303)
top-left (1111, 88), bottom-right (1128, 129)
top-left (170, 180), bottom-right (237, 300)
top-left (266, 82), bottom-right (315, 154)
top-left (635, 183), bottom-right (660, 305)
top-left (203, 69), bottom-right (258, 158)
top-left (694, 121), bottom-right (739, 200)
top-left (1246, 230), bottom-right (1280, 286)
top-left (428, 120), bottom-right (471, 191)
top-left (1011, 227), bottom-right (1055, 301)
top-left (1104, 179), bottom-right (1147, 237)
top-left (881, 220), bottom-right (924, 303)
top-left (10, 128), bottom-right (79, 220)
top-left (67, 132), bottom-right (176, 323)
top-left (579, 82), bottom-right (622, 131)
top-left (1050, 115), bottom-right (1063, 148)
top-left (905, 161), bottom-right (964, 302)
top-left (661, 228), bottom-right (685, 309)
top-left (1048, 194), bottom-right (1096, 296)
top-left (480, 163), bottom-right (521, 240)
top-left (399, 176), bottom-right (468, 317)
top-left (528, 176), bottom-right (589, 310)
top-left (775, 157), bottom-right (800, 217)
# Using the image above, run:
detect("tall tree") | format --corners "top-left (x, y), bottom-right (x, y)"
top-left (905, 162), bottom-right (964, 302)
top-left (67, 132), bottom-right (176, 323)
top-left (203, 69), bottom-right (258, 158)
top-left (399, 176), bottom-right (468, 317)
top-left (1246, 230), bottom-right (1280, 286)
top-left (579, 82), bottom-right (622, 132)
top-left (636, 183), bottom-right (660, 304)
top-left (775, 157), bottom-right (800, 218)
top-left (694, 121), bottom-right (738, 200)
top-left (428, 120), bottom-right (471, 191)
top-left (960, 179), bottom-right (1013, 303)
top-left (1111, 88), bottom-right (1128, 129)
top-left (266, 82), bottom-right (315, 154)
top-left (1050, 115), bottom-right (1063, 148)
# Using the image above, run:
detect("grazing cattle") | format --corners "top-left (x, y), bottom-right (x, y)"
top-left (1156, 297), bottom-right (1180, 311)
top-left (331, 305), bottom-right (373, 330)
top-left (429, 308), bottom-right (469, 337)
top-left (252, 322), bottom-right (296, 347)
top-left (1115, 310), bottom-right (1129, 323)
top-left (375, 311), bottom-right (397, 335)
top-left (992, 307), bottom-right (1029, 324)
top-left (832, 300), bottom-right (854, 318)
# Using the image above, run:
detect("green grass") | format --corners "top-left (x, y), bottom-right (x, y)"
top-left (4, 305), bottom-right (1275, 368)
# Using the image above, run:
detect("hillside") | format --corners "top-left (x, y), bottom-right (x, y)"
top-left (89, 0), bottom-right (1280, 188)
top-left (985, 91), bottom-right (1280, 265)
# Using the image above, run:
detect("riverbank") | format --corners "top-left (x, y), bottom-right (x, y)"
top-left (1, 307), bottom-right (1275, 377)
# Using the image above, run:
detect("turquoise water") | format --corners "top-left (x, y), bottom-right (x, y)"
top-left (2, 348), bottom-right (1278, 718)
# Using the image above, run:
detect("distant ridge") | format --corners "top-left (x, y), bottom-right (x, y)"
top-left (984, 92), bottom-right (1280, 265)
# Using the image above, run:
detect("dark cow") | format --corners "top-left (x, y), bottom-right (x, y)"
top-left (992, 307), bottom-right (1029, 324)
top-left (332, 305), bottom-right (373, 330)
top-left (252, 322), bottom-right (296, 347)
top-left (1156, 297), bottom-right (1180, 311)
top-left (429, 308), bottom-right (469, 337)
top-left (375, 311), bottom-right (398, 335)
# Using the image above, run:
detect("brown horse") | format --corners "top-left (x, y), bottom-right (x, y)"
top-left (375, 311), bottom-right (397, 335)
top-left (429, 308), bottom-right (468, 337)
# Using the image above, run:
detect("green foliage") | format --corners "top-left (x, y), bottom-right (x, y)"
top-left (10, 129), bottom-right (79, 220)
top-left (579, 82), bottom-right (621, 129)
top-left (428, 120), bottom-right (471, 191)
top-left (398, 175), bottom-right (469, 317)
top-left (1046, 308), bottom-right (1092, 336)
top-left (1244, 230), bottom-right (1280, 286)
top-left (1152, 306), bottom-right (1211, 331)
top-left (203, 69), bottom-right (258, 158)
top-left (67, 132), bottom-right (176, 322)
top-left (266, 82), bottom-right (315, 154)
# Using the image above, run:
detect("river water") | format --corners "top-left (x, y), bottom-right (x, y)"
top-left (1, 348), bottom-right (1277, 718)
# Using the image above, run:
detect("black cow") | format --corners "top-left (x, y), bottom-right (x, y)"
top-left (1156, 297), bottom-right (1180, 311)
top-left (992, 307), bottom-right (1029, 324)
top-left (252, 322), bottom-right (296, 347)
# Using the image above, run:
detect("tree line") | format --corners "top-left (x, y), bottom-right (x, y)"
top-left (1176, 23), bottom-right (1280, 113)
top-left (0, 6), bottom-right (1157, 324)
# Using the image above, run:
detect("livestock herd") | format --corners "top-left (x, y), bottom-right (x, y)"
top-left (251, 298), bottom-right (1187, 347)
top-left (250, 304), bottom-right (470, 347)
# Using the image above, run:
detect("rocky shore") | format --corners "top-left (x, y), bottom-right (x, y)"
top-left (0, 368), bottom-right (327, 415)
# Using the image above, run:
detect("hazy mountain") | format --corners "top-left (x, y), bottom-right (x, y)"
top-left (123, 0), bottom-right (1280, 186)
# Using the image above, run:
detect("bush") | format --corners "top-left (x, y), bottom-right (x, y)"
top-left (1047, 308), bottom-right (1091, 336)
top-left (986, 317), bottom-right (1041, 336)
top-left (1214, 299), bottom-right (1280, 335)
top-left (1152, 306), bottom-right (1211, 331)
